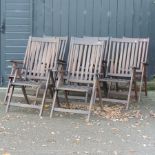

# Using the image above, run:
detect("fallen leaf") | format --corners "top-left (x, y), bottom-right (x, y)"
top-left (2, 153), bottom-right (10, 155)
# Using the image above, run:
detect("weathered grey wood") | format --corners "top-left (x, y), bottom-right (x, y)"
top-left (101, 38), bottom-right (139, 109)
top-left (43, 36), bottom-right (68, 61)
top-left (100, 98), bottom-right (128, 104)
top-left (50, 38), bottom-right (105, 121)
top-left (9, 102), bottom-right (41, 109)
top-left (123, 37), bottom-right (149, 101)
top-left (100, 78), bottom-right (130, 83)
top-left (83, 36), bottom-right (109, 61)
top-left (56, 85), bottom-right (90, 92)
top-left (5, 37), bottom-right (60, 116)
top-left (54, 108), bottom-right (89, 115)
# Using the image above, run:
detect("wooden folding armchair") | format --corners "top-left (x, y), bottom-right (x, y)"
top-left (50, 39), bottom-right (105, 121)
top-left (6, 37), bottom-right (59, 116)
top-left (100, 38), bottom-right (139, 110)
top-left (123, 37), bottom-right (149, 101)
top-left (4, 37), bottom-right (32, 104)
top-left (4, 36), bottom-right (68, 104)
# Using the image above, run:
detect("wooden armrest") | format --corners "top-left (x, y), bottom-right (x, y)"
top-left (142, 62), bottom-right (149, 66)
top-left (130, 66), bottom-right (138, 70)
top-left (57, 59), bottom-right (66, 65)
top-left (8, 60), bottom-right (23, 64)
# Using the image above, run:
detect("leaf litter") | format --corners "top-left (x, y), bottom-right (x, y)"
top-left (60, 102), bottom-right (150, 121)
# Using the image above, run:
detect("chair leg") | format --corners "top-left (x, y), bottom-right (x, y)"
top-left (56, 95), bottom-right (60, 107)
top-left (39, 79), bottom-right (49, 117)
top-left (48, 84), bottom-right (60, 107)
top-left (133, 78), bottom-right (138, 102)
top-left (107, 82), bottom-right (112, 97)
top-left (85, 84), bottom-right (89, 103)
top-left (22, 86), bottom-right (30, 105)
top-left (50, 90), bottom-right (58, 118)
top-left (4, 78), bottom-right (12, 104)
top-left (33, 86), bottom-right (40, 105)
top-left (87, 82), bottom-right (96, 122)
top-left (143, 74), bottom-right (147, 96)
top-left (96, 81), bottom-right (103, 109)
top-left (138, 71), bottom-right (144, 103)
top-left (6, 85), bottom-right (14, 113)
top-left (64, 90), bottom-right (70, 108)
top-left (49, 86), bottom-right (54, 98)
top-left (4, 87), bottom-right (10, 105)
top-left (126, 75), bottom-right (134, 110)
top-left (103, 81), bottom-right (108, 97)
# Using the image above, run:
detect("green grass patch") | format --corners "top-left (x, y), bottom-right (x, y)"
top-left (147, 78), bottom-right (155, 90)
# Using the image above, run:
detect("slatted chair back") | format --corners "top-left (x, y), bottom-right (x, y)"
top-left (22, 37), bottom-right (59, 80)
top-left (43, 36), bottom-right (68, 61)
top-left (67, 40), bottom-right (105, 83)
top-left (83, 36), bottom-right (109, 61)
top-left (106, 38), bottom-right (139, 78)
top-left (66, 37), bottom-right (85, 71)
top-left (123, 37), bottom-right (149, 72)
top-left (58, 37), bottom-right (68, 60)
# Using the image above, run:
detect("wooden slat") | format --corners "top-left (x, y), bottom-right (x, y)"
top-left (125, 42), bottom-right (132, 73)
top-left (9, 102), bottom-right (41, 109)
top-left (114, 42), bottom-right (120, 74)
top-left (101, 98), bottom-right (128, 104)
top-left (118, 42), bottom-right (124, 74)
top-left (100, 78), bottom-right (130, 83)
top-left (54, 108), bottom-right (89, 115)
top-left (57, 85), bottom-right (90, 92)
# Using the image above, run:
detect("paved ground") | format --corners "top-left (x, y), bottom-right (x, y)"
top-left (0, 89), bottom-right (155, 155)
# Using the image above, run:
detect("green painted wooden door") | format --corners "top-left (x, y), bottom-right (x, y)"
top-left (0, 0), bottom-right (5, 85)
top-left (0, 0), bottom-right (32, 85)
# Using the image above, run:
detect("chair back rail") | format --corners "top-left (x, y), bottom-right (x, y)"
top-left (43, 35), bottom-right (68, 61)
top-left (22, 37), bottom-right (59, 80)
top-left (67, 39), bottom-right (105, 83)
top-left (123, 37), bottom-right (149, 72)
top-left (83, 36), bottom-right (109, 61)
top-left (106, 38), bottom-right (139, 77)
top-left (58, 37), bottom-right (68, 60)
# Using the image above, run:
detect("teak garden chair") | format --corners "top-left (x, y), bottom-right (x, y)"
top-left (123, 37), bottom-right (149, 101)
top-left (4, 36), bottom-right (68, 104)
top-left (100, 38), bottom-right (139, 110)
top-left (5, 37), bottom-right (60, 116)
top-left (50, 39), bottom-right (105, 121)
